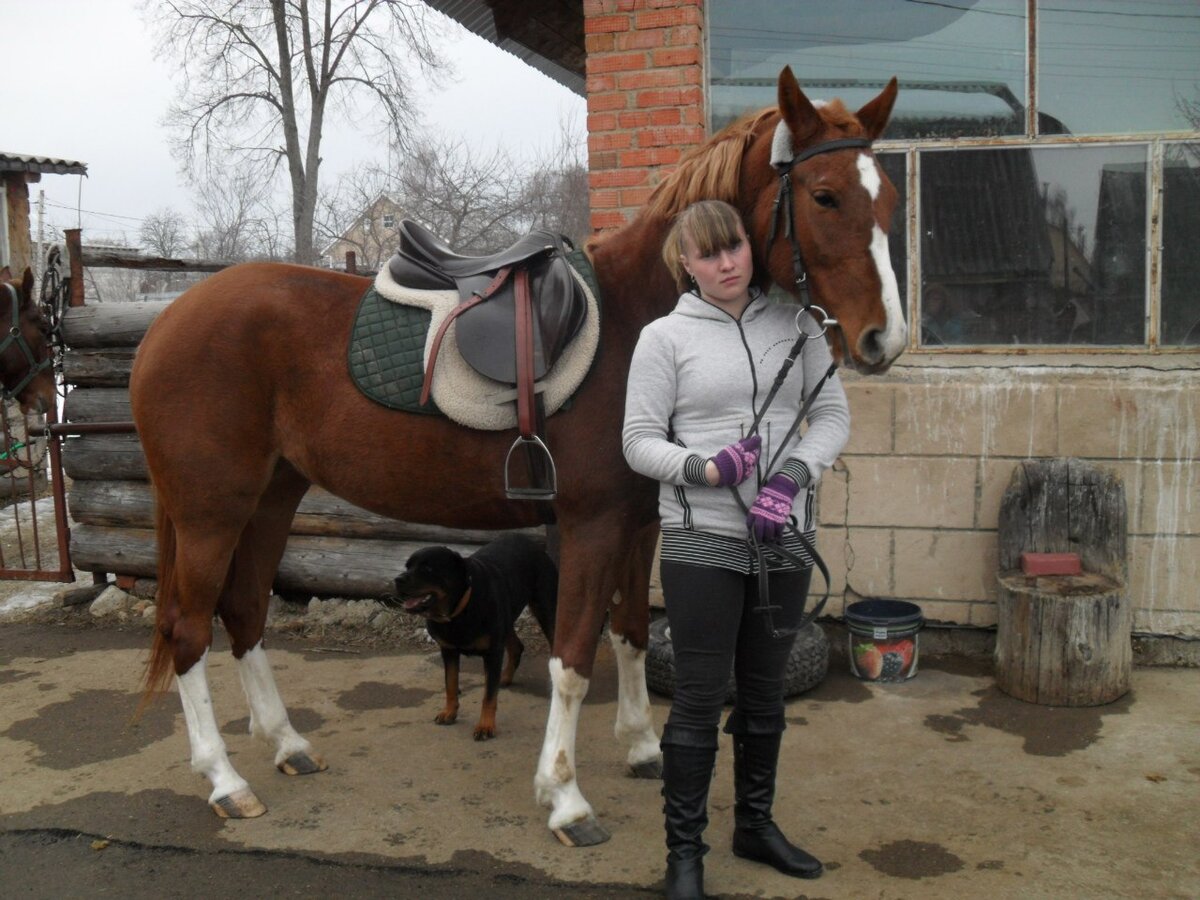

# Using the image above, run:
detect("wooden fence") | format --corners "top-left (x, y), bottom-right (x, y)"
top-left (60, 297), bottom-right (537, 598)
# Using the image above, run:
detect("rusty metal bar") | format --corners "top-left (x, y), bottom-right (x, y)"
top-left (64, 228), bottom-right (85, 308)
top-left (47, 421), bottom-right (137, 437)
top-left (46, 410), bottom-right (75, 582)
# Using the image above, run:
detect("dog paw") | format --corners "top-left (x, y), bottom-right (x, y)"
top-left (473, 725), bottom-right (496, 741)
top-left (434, 710), bottom-right (458, 725)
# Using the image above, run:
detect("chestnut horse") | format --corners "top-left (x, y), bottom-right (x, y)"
top-left (131, 68), bottom-right (904, 845)
top-left (0, 266), bottom-right (58, 416)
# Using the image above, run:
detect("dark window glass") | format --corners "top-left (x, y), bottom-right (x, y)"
top-left (878, 151), bottom-right (908, 312)
top-left (1162, 144), bottom-right (1200, 346)
top-left (1038, 1), bottom-right (1200, 136)
top-left (919, 145), bottom-right (1147, 346)
top-left (708, 0), bottom-right (1026, 138)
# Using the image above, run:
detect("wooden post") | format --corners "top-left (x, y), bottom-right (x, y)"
top-left (994, 459), bottom-right (1131, 706)
top-left (64, 228), bottom-right (85, 307)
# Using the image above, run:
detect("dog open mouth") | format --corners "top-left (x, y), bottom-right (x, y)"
top-left (399, 592), bottom-right (437, 615)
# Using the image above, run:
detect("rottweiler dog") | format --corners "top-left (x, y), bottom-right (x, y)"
top-left (383, 533), bottom-right (557, 740)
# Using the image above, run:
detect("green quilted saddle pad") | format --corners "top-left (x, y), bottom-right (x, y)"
top-left (347, 286), bottom-right (442, 415)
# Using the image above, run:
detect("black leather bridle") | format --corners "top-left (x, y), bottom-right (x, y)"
top-left (734, 135), bottom-right (875, 638)
top-left (0, 282), bottom-right (53, 402)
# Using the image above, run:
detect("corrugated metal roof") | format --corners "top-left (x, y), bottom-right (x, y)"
top-left (424, 0), bottom-right (585, 95)
top-left (0, 152), bottom-right (87, 176)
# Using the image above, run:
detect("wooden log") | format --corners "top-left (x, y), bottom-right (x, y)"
top-left (68, 524), bottom-right (489, 598)
top-left (995, 572), bottom-right (1132, 706)
top-left (63, 387), bottom-right (133, 424)
top-left (80, 251), bottom-right (228, 273)
top-left (68, 480), bottom-right (542, 544)
top-left (61, 301), bottom-right (170, 349)
top-left (62, 434), bottom-right (147, 481)
top-left (62, 348), bottom-right (137, 387)
top-left (997, 458), bottom-right (1127, 582)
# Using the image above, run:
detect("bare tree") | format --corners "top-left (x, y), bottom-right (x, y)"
top-left (193, 163), bottom-right (284, 262)
top-left (145, 0), bottom-right (446, 264)
top-left (395, 135), bottom-right (530, 253)
top-left (520, 112), bottom-right (590, 247)
top-left (139, 207), bottom-right (193, 294)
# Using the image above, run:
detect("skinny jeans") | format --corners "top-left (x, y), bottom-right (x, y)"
top-left (660, 560), bottom-right (812, 745)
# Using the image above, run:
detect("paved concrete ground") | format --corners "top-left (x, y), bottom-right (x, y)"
top-left (1, 618), bottom-right (1198, 899)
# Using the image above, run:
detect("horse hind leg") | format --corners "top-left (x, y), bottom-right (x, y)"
top-left (219, 466), bottom-right (326, 778)
top-left (164, 527), bottom-right (268, 818)
top-left (608, 521), bottom-right (663, 780)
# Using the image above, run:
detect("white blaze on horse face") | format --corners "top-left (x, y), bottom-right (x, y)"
top-left (856, 153), bottom-right (908, 360)
top-left (236, 642), bottom-right (316, 766)
top-left (608, 631), bottom-right (662, 770)
top-left (534, 657), bottom-right (595, 830)
top-left (176, 649), bottom-right (252, 803)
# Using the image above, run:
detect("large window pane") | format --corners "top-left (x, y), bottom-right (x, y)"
top-left (1162, 144), bottom-right (1200, 346)
top-left (919, 145), bottom-right (1147, 346)
top-left (1038, 1), bottom-right (1200, 136)
top-left (709, 0), bottom-right (1026, 138)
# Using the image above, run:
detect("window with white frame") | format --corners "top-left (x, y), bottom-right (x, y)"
top-left (708, 0), bottom-right (1200, 349)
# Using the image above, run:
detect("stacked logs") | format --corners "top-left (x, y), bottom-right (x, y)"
top-left (60, 299), bottom-right (536, 598)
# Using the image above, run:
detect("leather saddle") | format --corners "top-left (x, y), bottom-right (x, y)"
top-left (387, 219), bottom-right (590, 500)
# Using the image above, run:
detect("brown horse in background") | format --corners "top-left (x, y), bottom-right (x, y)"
top-left (131, 67), bottom-right (903, 846)
top-left (0, 266), bottom-right (57, 416)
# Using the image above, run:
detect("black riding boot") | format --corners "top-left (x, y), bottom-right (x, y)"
top-left (731, 733), bottom-right (823, 879)
top-left (661, 728), bottom-right (717, 900)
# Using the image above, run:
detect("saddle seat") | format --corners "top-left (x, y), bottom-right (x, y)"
top-left (389, 219), bottom-right (588, 385)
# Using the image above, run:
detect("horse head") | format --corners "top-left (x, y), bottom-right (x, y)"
top-left (0, 267), bottom-right (57, 415)
top-left (746, 67), bottom-right (905, 374)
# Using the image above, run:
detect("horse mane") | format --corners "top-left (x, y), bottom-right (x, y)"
top-left (587, 97), bottom-right (859, 254)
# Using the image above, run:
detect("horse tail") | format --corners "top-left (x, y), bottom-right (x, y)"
top-left (140, 498), bottom-right (179, 709)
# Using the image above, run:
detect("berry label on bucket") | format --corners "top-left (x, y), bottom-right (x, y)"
top-left (851, 637), bottom-right (917, 682)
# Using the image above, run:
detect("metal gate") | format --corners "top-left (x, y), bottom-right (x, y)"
top-left (0, 403), bottom-right (73, 582)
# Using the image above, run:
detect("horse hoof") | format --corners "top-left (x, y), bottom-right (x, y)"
top-left (628, 758), bottom-right (663, 780)
top-left (211, 788), bottom-right (267, 819)
top-left (277, 752), bottom-right (328, 776)
top-left (552, 816), bottom-right (611, 847)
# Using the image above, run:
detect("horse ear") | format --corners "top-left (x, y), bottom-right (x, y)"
top-left (21, 268), bottom-right (35, 300)
top-left (777, 66), bottom-right (822, 146)
top-left (856, 77), bottom-right (899, 141)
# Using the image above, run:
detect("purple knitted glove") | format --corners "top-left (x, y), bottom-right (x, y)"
top-left (709, 434), bottom-right (761, 487)
top-left (746, 473), bottom-right (800, 542)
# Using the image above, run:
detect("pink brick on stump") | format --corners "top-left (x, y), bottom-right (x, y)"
top-left (1020, 552), bottom-right (1083, 576)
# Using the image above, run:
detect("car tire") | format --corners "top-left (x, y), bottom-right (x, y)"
top-left (644, 614), bottom-right (829, 703)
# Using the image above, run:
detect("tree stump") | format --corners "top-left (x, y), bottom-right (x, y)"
top-left (995, 459), bottom-right (1131, 706)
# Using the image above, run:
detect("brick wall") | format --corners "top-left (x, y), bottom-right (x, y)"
top-left (584, 0), bottom-right (706, 232)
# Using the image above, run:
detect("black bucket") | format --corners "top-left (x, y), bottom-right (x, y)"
top-left (845, 599), bottom-right (924, 682)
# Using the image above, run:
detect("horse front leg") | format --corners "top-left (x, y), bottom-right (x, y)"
top-left (236, 644), bottom-right (327, 775)
top-left (609, 521), bottom-right (663, 780)
top-left (534, 519), bottom-right (618, 847)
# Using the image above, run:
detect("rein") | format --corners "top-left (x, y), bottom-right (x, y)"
top-left (736, 135), bottom-right (872, 639)
top-left (0, 282), bottom-right (53, 402)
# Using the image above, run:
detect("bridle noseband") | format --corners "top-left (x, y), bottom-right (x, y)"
top-left (0, 282), bottom-right (54, 402)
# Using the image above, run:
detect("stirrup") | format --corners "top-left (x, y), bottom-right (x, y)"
top-left (504, 434), bottom-right (557, 500)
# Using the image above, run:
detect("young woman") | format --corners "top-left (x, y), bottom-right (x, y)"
top-left (623, 200), bottom-right (850, 899)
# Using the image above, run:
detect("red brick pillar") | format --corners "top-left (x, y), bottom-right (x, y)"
top-left (584, 0), bottom-right (707, 233)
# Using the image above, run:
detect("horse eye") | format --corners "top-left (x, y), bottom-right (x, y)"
top-left (813, 191), bottom-right (838, 209)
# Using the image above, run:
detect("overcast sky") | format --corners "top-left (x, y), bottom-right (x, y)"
top-left (5, 0), bottom-right (584, 247)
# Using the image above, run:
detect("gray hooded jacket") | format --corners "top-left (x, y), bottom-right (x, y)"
top-left (623, 291), bottom-right (850, 547)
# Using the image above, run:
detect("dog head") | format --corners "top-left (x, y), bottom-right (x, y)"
top-left (382, 545), bottom-right (470, 622)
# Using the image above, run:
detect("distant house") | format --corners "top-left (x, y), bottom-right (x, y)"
top-left (1, 152), bottom-right (87, 274)
top-left (321, 194), bottom-right (404, 273)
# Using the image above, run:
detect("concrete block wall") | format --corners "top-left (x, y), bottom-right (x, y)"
top-left (816, 365), bottom-right (1200, 638)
